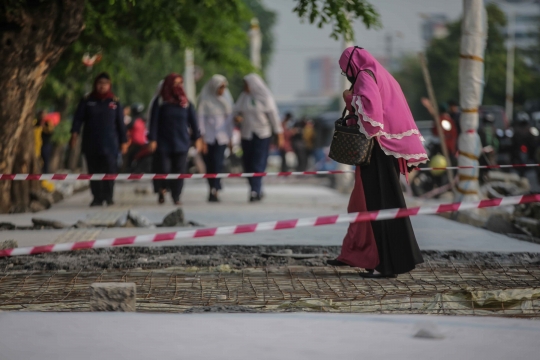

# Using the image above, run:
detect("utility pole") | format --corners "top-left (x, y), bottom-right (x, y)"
top-left (505, 12), bottom-right (515, 123)
top-left (457, 0), bottom-right (487, 201)
top-left (249, 18), bottom-right (262, 70)
top-left (184, 48), bottom-right (196, 104)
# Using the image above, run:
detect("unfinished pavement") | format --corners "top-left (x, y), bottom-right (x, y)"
top-left (0, 180), bottom-right (539, 316)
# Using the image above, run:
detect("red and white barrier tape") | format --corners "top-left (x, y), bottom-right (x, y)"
top-left (0, 170), bottom-right (351, 181)
top-left (0, 163), bottom-right (538, 181)
top-left (1, 194), bottom-right (538, 258)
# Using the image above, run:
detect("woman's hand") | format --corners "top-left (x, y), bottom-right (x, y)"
top-left (201, 140), bottom-right (208, 155)
top-left (195, 138), bottom-right (205, 154)
top-left (148, 141), bottom-right (157, 153)
top-left (69, 133), bottom-right (78, 149)
top-left (120, 143), bottom-right (129, 155)
top-left (277, 133), bottom-right (285, 150)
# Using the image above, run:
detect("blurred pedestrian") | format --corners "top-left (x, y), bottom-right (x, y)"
top-left (280, 112), bottom-right (294, 172)
top-left (123, 106), bottom-right (132, 126)
top-left (303, 119), bottom-right (315, 168)
top-left (41, 115), bottom-right (56, 173)
top-left (33, 110), bottom-right (45, 165)
top-left (70, 72), bottom-right (128, 206)
top-left (291, 117), bottom-right (308, 171)
top-left (511, 112), bottom-right (539, 179)
top-left (148, 73), bottom-right (203, 205)
top-left (234, 73), bottom-right (284, 202)
top-left (124, 103), bottom-right (148, 172)
top-left (479, 113), bottom-right (499, 164)
top-left (448, 99), bottom-right (461, 135)
top-left (431, 105), bottom-right (458, 161)
top-left (197, 74), bottom-right (234, 202)
top-left (326, 46), bottom-right (427, 278)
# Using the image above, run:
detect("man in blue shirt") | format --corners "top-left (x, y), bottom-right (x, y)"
top-left (70, 72), bottom-right (128, 206)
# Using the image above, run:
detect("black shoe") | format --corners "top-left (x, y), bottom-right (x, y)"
top-left (90, 199), bottom-right (102, 207)
top-left (249, 192), bottom-right (262, 202)
top-left (326, 259), bottom-right (349, 266)
top-left (359, 272), bottom-right (397, 279)
top-left (208, 189), bottom-right (220, 203)
top-left (106, 199), bottom-right (114, 206)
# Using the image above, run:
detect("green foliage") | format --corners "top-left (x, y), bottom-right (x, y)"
top-left (50, 120), bottom-right (73, 146)
top-left (37, 0), bottom-right (381, 116)
top-left (293, 0), bottom-right (380, 40)
top-left (393, 3), bottom-right (539, 120)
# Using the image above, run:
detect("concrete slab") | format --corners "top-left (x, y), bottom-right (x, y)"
top-left (1, 181), bottom-right (540, 253)
top-left (0, 312), bottom-right (539, 360)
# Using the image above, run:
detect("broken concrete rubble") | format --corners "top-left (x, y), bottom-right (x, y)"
top-left (0, 240), bottom-right (18, 250)
top-left (31, 218), bottom-right (67, 229)
top-left (127, 210), bottom-right (153, 228)
top-left (89, 283), bottom-right (136, 312)
top-left (162, 209), bottom-right (185, 227)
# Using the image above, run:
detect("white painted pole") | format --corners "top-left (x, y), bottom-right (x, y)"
top-left (249, 18), bottom-right (262, 70)
top-left (505, 12), bottom-right (515, 123)
top-left (456, 0), bottom-right (488, 201)
top-left (184, 48), bottom-right (196, 104)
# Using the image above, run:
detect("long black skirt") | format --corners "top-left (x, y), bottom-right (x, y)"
top-left (360, 141), bottom-right (423, 275)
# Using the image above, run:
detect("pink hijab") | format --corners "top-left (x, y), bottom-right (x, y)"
top-left (340, 47), bottom-right (428, 168)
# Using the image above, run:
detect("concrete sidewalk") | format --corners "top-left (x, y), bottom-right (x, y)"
top-left (1, 180), bottom-right (540, 253)
top-left (1, 312), bottom-right (539, 360)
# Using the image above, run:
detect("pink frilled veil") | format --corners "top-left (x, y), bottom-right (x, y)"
top-left (340, 47), bottom-right (428, 168)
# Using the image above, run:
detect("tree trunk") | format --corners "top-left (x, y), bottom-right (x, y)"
top-left (0, 1), bottom-right (85, 213)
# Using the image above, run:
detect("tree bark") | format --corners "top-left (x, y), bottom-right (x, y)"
top-left (0, 0), bottom-right (85, 212)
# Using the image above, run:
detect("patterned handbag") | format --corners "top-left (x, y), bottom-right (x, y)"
top-left (328, 109), bottom-right (374, 166)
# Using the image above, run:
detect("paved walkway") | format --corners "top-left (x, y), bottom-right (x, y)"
top-left (1, 179), bottom-right (540, 253)
top-left (1, 312), bottom-right (539, 359)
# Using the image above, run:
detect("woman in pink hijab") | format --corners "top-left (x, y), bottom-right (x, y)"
top-left (326, 46), bottom-right (427, 278)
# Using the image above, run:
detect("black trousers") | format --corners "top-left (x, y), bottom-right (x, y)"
top-left (153, 151), bottom-right (188, 201)
top-left (361, 142), bottom-right (423, 275)
top-left (85, 153), bottom-right (118, 202)
top-left (41, 142), bottom-right (53, 173)
top-left (292, 139), bottom-right (308, 171)
top-left (203, 142), bottom-right (227, 191)
top-left (241, 134), bottom-right (271, 195)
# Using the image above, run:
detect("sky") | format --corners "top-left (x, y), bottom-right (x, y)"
top-left (263, 0), bottom-right (464, 102)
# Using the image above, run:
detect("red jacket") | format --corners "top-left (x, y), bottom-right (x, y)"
top-left (432, 114), bottom-right (458, 155)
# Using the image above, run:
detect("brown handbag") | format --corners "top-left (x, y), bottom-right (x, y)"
top-left (328, 108), bottom-right (374, 166)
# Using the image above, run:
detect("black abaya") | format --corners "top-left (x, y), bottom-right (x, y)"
top-left (361, 141), bottom-right (423, 275)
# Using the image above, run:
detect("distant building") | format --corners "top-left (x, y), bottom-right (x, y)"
top-left (420, 13), bottom-right (449, 46)
top-left (305, 57), bottom-right (338, 97)
top-left (487, 0), bottom-right (540, 49)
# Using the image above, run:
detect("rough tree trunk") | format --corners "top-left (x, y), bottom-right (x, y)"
top-left (0, 1), bottom-right (85, 212)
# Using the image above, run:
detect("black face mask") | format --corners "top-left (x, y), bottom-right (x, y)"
top-left (343, 46), bottom-right (364, 87)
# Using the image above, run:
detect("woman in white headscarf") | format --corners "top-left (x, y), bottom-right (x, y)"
top-left (234, 73), bottom-right (284, 202)
top-left (197, 74), bottom-right (234, 202)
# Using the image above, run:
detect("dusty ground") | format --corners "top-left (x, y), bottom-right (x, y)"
top-left (2, 245), bottom-right (540, 272)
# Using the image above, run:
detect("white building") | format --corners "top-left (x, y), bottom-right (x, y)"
top-left (487, 0), bottom-right (540, 49)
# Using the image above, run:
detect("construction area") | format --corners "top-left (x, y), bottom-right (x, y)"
top-left (1, 180), bottom-right (540, 318)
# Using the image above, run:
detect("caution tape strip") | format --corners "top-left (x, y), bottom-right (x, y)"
top-left (0, 164), bottom-right (538, 181)
top-left (1, 194), bottom-right (538, 258)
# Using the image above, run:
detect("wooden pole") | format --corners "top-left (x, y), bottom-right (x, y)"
top-left (418, 52), bottom-right (455, 191)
